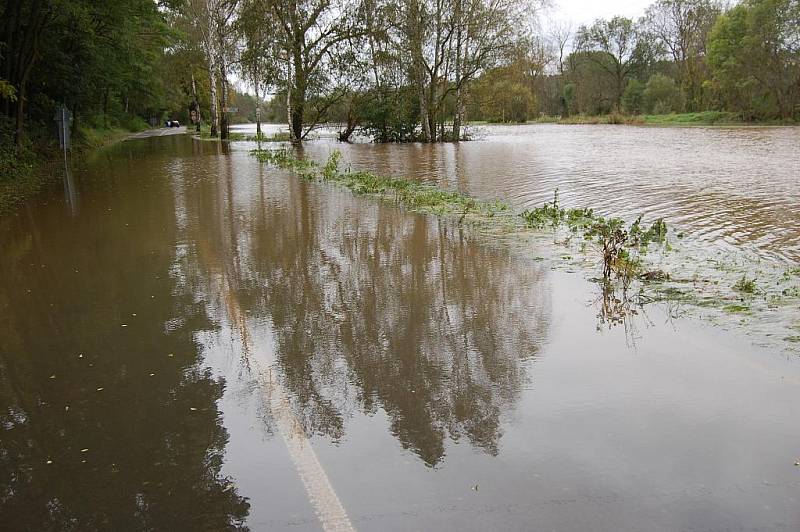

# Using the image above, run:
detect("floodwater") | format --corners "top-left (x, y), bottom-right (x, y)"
top-left (289, 123), bottom-right (800, 263)
top-left (1, 129), bottom-right (798, 531)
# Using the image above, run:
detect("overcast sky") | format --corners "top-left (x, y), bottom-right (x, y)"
top-left (545, 0), bottom-right (654, 28)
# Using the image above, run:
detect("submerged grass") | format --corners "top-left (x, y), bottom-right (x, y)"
top-left (251, 147), bottom-right (511, 219)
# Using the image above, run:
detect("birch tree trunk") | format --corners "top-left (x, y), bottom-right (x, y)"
top-left (219, 55), bottom-right (230, 140)
top-left (208, 59), bottom-right (219, 137)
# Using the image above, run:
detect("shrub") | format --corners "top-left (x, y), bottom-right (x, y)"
top-left (643, 74), bottom-right (684, 114)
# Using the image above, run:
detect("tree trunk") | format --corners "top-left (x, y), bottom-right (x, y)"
top-left (290, 54), bottom-right (304, 141)
top-left (191, 72), bottom-right (201, 133)
top-left (254, 83), bottom-right (261, 138)
top-left (452, 0), bottom-right (463, 141)
top-left (286, 60), bottom-right (294, 141)
top-left (290, 98), bottom-right (303, 141)
top-left (219, 57), bottom-right (229, 140)
top-left (208, 60), bottom-right (219, 138)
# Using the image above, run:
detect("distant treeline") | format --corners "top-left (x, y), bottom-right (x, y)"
top-left (1, 0), bottom-right (798, 154)
top-left (244, 0), bottom-right (800, 141)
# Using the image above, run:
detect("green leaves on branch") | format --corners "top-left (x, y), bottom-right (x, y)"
top-left (521, 189), bottom-right (670, 282)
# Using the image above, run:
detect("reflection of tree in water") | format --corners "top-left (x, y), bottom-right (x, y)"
top-left (0, 178), bottom-right (249, 529)
top-left (178, 165), bottom-right (551, 467)
top-left (593, 281), bottom-right (682, 348)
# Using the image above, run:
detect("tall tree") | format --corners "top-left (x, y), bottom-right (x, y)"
top-left (576, 16), bottom-right (646, 110)
top-left (268, 0), bottom-right (362, 141)
top-left (707, 0), bottom-right (800, 119)
top-left (644, 0), bottom-right (721, 110)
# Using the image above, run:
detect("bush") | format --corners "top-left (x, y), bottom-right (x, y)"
top-left (643, 74), bottom-right (684, 114)
top-left (622, 79), bottom-right (645, 115)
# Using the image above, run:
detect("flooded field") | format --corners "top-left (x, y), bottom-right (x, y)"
top-left (1, 130), bottom-right (799, 530)
top-left (278, 123), bottom-right (800, 263)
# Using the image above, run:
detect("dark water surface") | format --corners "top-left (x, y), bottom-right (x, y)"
top-left (1, 134), bottom-right (798, 530)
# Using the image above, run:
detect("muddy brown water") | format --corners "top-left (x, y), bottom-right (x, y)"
top-left (283, 123), bottom-right (800, 263)
top-left (0, 132), bottom-right (798, 531)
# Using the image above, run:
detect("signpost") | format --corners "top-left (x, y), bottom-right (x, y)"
top-left (54, 104), bottom-right (71, 160)
top-left (54, 104), bottom-right (77, 213)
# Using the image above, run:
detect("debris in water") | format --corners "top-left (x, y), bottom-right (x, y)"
top-left (96, 387), bottom-right (104, 391)
top-left (49, 374), bottom-right (56, 379)
top-left (167, 353), bottom-right (174, 357)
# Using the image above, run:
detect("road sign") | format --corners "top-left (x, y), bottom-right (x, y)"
top-left (54, 105), bottom-right (71, 151)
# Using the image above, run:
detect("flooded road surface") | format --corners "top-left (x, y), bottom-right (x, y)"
top-left (277, 124), bottom-right (800, 263)
top-left (1, 134), bottom-right (799, 530)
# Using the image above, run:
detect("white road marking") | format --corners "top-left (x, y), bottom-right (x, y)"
top-left (215, 275), bottom-right (356, 532)
top-left (261, 369), bottom-right (356, 532)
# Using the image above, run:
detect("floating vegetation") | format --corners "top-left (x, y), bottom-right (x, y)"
top-left (724, 304), bottom-right (750, 313)
top-left (733, 275), bottom-right (757, 294)
top-left (521, 189), bottom-right (669, 282)
top-left (251, 148), bottom-right (510, 219)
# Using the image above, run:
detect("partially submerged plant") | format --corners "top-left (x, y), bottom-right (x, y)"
top-left (520, 189), bottom-right (565, 228)
top-left (586, 217), bottom-right (629, 279)
top-left (733, 275), bottom-right (757, 294)
top-left (322, 150), bottom-right (342, 180)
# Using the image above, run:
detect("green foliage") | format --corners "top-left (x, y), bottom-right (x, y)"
top-left (643, 74), bottom-right (685, 114)
top-left (472, 70), bottom-right (538, 123)
top-left (359, 86), bottom-right (421, 143)
top-left (707, 0), bottom-right (800, 120)
top-left (322, 150), bottom-right (342, 180)
top-left (622, 79), bottom-right (645, 114)
top-left (520, 188), bottom-right (670, 281)
top-left (250, 148), bottom-right (509, 218)
top-left (733, 275), bottom-right (757, 294)
top-left (0, 79), bottom-right (16, 101)
top-left (520, 189), bottom-right (566, 227)
top-left (641, 111), bottom-right (741, 124)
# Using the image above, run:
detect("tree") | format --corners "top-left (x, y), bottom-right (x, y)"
top-left (0, 0), bottom-right (51, 147)
top-left (643, 73), bottom-right (684, 113)
top-left (237, 0), bottom-right (281, 138)
top-left (622, 78), bottom-right (645, 114)
top-left (644, 0), bottom-right (721, 110)
top-left (707, 0), bottom-right (800, 120)
top-left (268, 0), bottom-right (363, 141)
top-left (187, 0), bottom-right (223, 137)
top-left (576, 16), bottom-right (647, 110)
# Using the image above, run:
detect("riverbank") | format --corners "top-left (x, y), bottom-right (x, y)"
top-left (526, 111), bottom-right (797, 127)
top-left (0, 124), bottom-right (151, 215)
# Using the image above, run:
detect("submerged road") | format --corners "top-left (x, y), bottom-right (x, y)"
top-left (0, 132), bottom-right (798, 531)
top-left (126, 125), bottom-right (187, 139)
